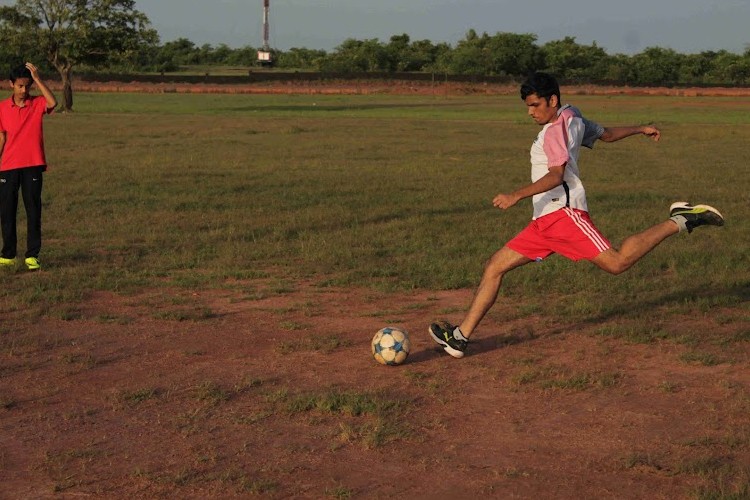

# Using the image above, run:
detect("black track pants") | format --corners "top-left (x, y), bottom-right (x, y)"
top-left (0, 166), bottom-right (44, 259)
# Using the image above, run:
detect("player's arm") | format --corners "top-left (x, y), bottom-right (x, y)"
top-left (25, 62), bottom-right (57, 111)
top-left (0, 132), bottom-right (5, 157)
top-left (600, 125), bottom-right (660, 143)
top-left (493, 164), bottom-right (565, 210)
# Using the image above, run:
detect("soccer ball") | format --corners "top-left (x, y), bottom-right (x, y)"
top-left (371, 327), bottom-right (411, 366)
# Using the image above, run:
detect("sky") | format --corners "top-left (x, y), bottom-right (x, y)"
top-left (131, 0), bottom-right (750, 55)
top-left (1, 0), bottom-right (749, 55)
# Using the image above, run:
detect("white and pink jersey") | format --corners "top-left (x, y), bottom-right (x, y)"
top-left (529, 104), bottom-right (604, 219)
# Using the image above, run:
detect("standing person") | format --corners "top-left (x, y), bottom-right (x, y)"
top-left (429, 72), bottom-right (724, 358)
top-left (0, 62), bottom-right (57, 271)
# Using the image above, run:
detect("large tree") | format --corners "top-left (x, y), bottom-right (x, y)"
top-left (541, 37), bottom-right (610, 83)
top-left (440, 30), bottom-right (542, 76)
top-left (0, 0), bottom-right (158, 111)
top-left (322, 38), bottom-right (390, 73)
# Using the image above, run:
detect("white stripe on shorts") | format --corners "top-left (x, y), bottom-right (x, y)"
top-left (564, 208), bottom-right (610, 252)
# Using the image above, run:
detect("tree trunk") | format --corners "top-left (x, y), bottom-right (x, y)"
top-left (60, 66), bottom-right (73, 112)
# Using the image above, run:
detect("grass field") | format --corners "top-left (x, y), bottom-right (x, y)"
top-left (0, 91), bottom-right (748, 497)
top-left (5, 92), bottom-right (748, 323)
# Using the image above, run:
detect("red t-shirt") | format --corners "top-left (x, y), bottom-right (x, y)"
top-left (0, 95), bottom-right (52, 171)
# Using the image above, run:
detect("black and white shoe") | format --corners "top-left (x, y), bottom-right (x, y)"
top-left (670, 201), bottom-right (724, 233)
top-left (429, 321), bottom-right (468, 358)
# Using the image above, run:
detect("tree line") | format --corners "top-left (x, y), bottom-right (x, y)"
top-left (153, 32), bottom-right (750, 88)
top-left (1, 1), bottom-right (749, 112)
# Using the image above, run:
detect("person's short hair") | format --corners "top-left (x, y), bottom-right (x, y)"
top-left (520, 72), bottom-right (560, 104)
top-left (10, 64), bottom-right (32, 83)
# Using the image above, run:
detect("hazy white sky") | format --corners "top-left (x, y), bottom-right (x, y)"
top-left (140, 0), bottom-right (750, 54)
top-left (2, 0), bottom-right (750, 54)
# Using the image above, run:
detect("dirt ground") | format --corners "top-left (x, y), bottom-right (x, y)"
top-left (1, 279), bottom-right (748, 498)
top-left (1, 81), bottom-right (748, 498)
top-left (65, 78), bottom-right (750, 97)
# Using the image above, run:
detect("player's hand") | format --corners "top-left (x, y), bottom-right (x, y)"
top-left (25, 62), bottom-right (40, 82)
top-left (641, 125), bottom-right (661, 142)
top-left (493, 193), bottom-right (519, 210)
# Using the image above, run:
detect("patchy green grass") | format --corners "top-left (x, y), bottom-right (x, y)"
top-left (119, 388), bottom-right (160, 407)
top-left (0, 92), bottom-right (747, 499)
top-left (279, 388), bottom-right (414, 448)
top-left (510, 365), bottom-right (622, 391)
top-left (0, 93), bottom-right (742, 351)
top-left (277, 334), bottom-right (351, 354)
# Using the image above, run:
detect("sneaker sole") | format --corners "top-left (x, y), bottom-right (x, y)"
top-left (670, 203), bottom-right (724, 224)
top-left (428, 326), bottom-right (465, 359)
top-left (669, 201), bottom-right (690, 213)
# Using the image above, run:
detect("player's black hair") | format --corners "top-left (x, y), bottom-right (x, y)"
top-left (9, 64), bottom-right (32, 83)
top-left (520, 72), bottom-right (560, 104)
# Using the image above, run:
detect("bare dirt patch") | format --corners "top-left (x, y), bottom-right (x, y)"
top-left (61, 79), bottom-right (750, 97)
top-left (1, 280), bottom-right (748, 498)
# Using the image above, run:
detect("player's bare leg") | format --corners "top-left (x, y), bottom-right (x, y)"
top-left (592, 202), bottom-right (724, 275)
top-left (591, 221), bottom-right (678, 275)
top-left (430, 202), bottom-right (723, 358)
top-left (459, 246), bottom-right (532, 337)
top-left (430, 246), bottom-right (531, 358)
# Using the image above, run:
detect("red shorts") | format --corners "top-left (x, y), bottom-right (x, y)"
top-left (507, 208), bottom-right (611, 262)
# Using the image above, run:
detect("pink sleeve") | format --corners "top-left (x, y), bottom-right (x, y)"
top-left (542, 115), bottom-right (570, 168)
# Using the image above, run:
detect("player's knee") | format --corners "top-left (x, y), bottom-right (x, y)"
top-left (483, 256), bottom-right (507, 278)
top-left (604, 260), bottom-right (631, 275)
top-left (482, 259), bottom-right (500, 277)
top-left (593, 255), bottom-right (628, 275)
top-left (606, 264), bottom-right (626, 275)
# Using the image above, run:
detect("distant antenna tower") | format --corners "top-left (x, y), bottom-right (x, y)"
top-left (257, 0), bottom-right (273, 66)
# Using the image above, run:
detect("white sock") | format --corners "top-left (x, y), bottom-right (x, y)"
top-left (670, 215), bottom-right (687, 233)
top-left (453, 327), bottom-right (467, 341)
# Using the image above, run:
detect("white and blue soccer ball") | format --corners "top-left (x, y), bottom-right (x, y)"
top-left (371, 327), bottom-right (411, 366)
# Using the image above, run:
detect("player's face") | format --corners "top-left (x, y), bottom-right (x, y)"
top-left (11, 77), bottom-right (33, 102)
top-left (525, 93), bottom-right (559, 125)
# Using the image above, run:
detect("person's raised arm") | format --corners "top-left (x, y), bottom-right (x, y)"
top-left (26, 62), bottom-right (57, 111)
top-left (600, 125), bottom-right (660, 143)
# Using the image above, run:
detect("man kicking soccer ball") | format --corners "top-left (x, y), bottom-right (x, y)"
top-left (429, 72), bottom-right (724, 359)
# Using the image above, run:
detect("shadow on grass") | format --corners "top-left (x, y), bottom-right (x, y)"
top-left (403, 334), bottom-right (535, 365)
top-left (575, 281), bottom-right (749, 326)
top-left (408, 281), bottom-right (749, 363)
